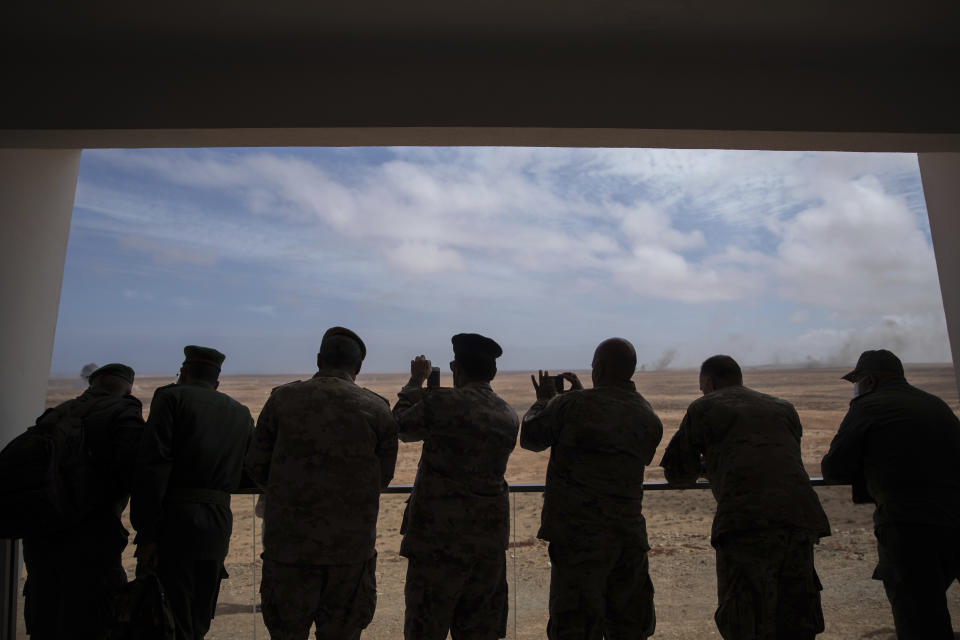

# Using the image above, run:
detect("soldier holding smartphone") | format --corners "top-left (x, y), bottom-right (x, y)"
top-left (394, 334), bottom-right (519, 640)
top-left (521, 338), bottom-right (663, 640)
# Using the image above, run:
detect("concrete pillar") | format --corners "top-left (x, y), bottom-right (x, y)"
top-left (0, 149), bottom-right (81, 640)
top-left (918, 153), bottom-right (960, 396)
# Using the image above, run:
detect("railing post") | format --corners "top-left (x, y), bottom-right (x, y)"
top-left (0, 540), bottom-right (18, 640)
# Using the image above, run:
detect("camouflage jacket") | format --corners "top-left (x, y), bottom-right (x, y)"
top-left (822, 379), bottom-right (960, 529)
top-left (521, 381), bottom-right (663, 547)
top-left (131, 381), bottom-right (254, 560)
top-left (661, 385), bottom-right (830, 544)
top-left (393, 382), bottom-right (519, 556)
top-left (245, 370), bottom-right (399, 565)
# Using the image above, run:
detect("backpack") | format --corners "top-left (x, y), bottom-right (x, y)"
top-left (108, 573), bottom-right (177, 640)
top-left (0, 393), bottom-right (107, 539)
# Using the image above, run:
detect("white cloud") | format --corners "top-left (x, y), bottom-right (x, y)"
top-left (775, 175), bottom-right (941, 313)
top-left (386, 242), bottom-right (466, 275)
top-left (71, 147), bottom-right (951, 368)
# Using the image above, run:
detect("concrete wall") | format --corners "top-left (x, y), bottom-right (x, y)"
top-left (0, 149), bottom-right (80, 449)
top-left (0, 149), bottom-right (79, 640)
top-left (919, 153), bottom-right (960, 395)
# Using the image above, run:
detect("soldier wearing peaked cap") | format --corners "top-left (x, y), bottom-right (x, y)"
top-left (394, 333), bottom-right (519, 640)
top-left (21, 362), bottom-right (144, 639)
top-left (131, 346), bottom-right (254, 640)
top-left (823, 350), bottom-right (960, 639)
top-left (245, 327), bottom-right (398, 640)
top-left (662, 354), bottom-right (830, 640)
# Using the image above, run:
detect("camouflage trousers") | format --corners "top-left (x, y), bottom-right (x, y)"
top-left (260, 554), bottom-right (377, 640)
top-left (873, 523), bottom-right (960, 640)
top-left (714, 528), bottom-right (824, 640)
top-left (546, 539), bottom-right (655, 640)
top-left (404, 546), bottom-right (508, 640)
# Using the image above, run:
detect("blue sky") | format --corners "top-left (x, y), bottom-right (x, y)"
top-left (49, 147), bottom-right (949, 375)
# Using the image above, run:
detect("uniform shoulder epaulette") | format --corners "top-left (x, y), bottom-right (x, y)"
top-left (362, 387), bottom-right (391, 407)
top-left (270, 380), bottom-right (302, 395)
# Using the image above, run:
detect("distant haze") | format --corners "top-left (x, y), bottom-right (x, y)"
top-left (49, 148), bottom-right (950, 376)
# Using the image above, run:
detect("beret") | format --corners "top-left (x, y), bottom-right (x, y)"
top-left (322, 326), bottom-right (367, 360)
top-left (451, 333), bottom-right (503, 360)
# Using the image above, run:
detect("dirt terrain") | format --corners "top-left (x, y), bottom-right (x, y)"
top-left (19, 364), bottom-right (960, 639)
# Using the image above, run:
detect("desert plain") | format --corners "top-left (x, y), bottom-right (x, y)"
top-left (18, 364), bottom-right (960, 639)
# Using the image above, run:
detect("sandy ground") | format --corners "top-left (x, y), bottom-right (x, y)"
top-left (17, 364), bottom-right (960, 639)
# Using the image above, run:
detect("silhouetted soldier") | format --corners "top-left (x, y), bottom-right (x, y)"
top-left (131, 346), bottom-right (254, 640)
top-left (245, 327), bottom-right (398, 640)
top-left (662, 355), bottom-right (830, 640)
top-left (393, 333), bottom-right (519, 640)
top-left (22, 363), bottom-right (144, 640)
top-left (822, 349), bottom-right (960, 640)
top-left (521, 338), bottom-right (662, 640)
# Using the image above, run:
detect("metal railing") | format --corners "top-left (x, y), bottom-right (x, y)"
top-left (235, 477), bottom-right (834, 494)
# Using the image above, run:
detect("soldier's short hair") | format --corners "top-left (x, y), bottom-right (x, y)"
top-left (319, 334), bottom-right (364, 368)
top-left (700, 355), bottom-right (743, 386)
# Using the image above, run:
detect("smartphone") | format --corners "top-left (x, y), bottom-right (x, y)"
top-left (553, 375), bottom-right (564, 393)
top-left (427, 367), bottom-right (441, 389)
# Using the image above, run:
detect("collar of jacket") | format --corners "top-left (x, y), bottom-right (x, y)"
top-left (460, 381), bottom-right (493, 391)
top-left (179, 380), bottom-right (216, 390)
top-left (595, 379), bottom-right (637, 391)
top-left (313, 369), bottom-right (355, 382)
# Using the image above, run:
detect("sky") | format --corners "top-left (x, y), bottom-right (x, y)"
top-left (49, 147), bottom-right (950, 376)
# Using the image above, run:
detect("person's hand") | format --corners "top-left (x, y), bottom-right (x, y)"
top-left (135, 542), bottom-right (159, 578)
top-left (559, 372), bottom-right (584, 391)
top-left (407, 355), bottom-right (432, 388)
top-left (531, 370), bottom-right (558, 402)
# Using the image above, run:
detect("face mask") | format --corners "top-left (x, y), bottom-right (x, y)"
top-left (852, 382), bottom-right (861, 398)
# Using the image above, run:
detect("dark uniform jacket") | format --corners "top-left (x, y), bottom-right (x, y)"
top-left (662, 385), bottom-right (830, 545)
top-left (245, 370), bottom-right (399, 566)
top-left (131, 381), bottom-right (254, 560)
top-left (394, 382), bottom-right (519, 557)
top-left (24, 388), bottom-right (144, 565)
top-left (822, 379), bottom-right (960, 529)
top-left (521, 381), bottom-right (663, 547)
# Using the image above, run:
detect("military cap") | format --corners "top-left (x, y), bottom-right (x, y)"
top-left (89, 363), bottom-right (135, 384)
top-left (183, 345), bottom-right (226, 371)
top-left (451, 333), bottom-right (503, 360)
top-left (842, 349), bottom-right (904, 381)
top-left (321, 327), bottom-right (366, 360)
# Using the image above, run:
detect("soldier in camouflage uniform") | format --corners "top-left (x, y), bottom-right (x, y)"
top-left (661, 354), bottom-right (830, 640)
top-left (22, 363), bottom-right (144, 640)
top-left (393, 333), bottom-right (519, 640)
top-left (245, 327), bottom-right (399, 640)
top-left (822, 350), bottom-right (960, 640)
top-left (521, 337), bottom-right (662, 640)
top-left (132, 346), bottom-right (255, 640)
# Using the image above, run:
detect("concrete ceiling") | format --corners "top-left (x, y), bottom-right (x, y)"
top-left (2, 1), bottom-right (958, 149)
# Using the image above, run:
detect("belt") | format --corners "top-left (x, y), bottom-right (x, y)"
top-left (164, 488), bottom-right (231, 507)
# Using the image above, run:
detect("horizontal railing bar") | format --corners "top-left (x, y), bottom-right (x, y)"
top-left (234, 478), bottom-right (836, 495)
